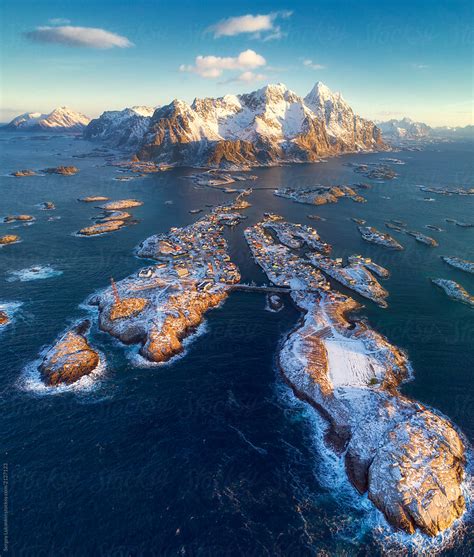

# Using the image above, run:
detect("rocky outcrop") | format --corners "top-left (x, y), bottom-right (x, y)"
top-left (367, 409), bottom-right (465, 536)
top-left (0, 311), bottom-right (9, 326)
top-left (279, 292), bottom-right (466, 536)
top-left (206, 140), bottom-right (259, 168)
top-left (78, 196), bottom-right (109, 203)
top-left (0, 235), bottom-right (20, 245)
top-left (3, 214), bottom-right (35, 223)
top-left (137, 82), bottom-right (386, 169)
top-left (78, 220), bottom-right (128, 236)
top-left (11, 169), bottom-right (36, 177)
top-left (92, 276), bottom-right (227, 363)
top-left (42, 165), bottom-right (78, 175)
top-left (140, 291), bottom-right (226, 362)
top-left (100, 199), bottom-right (143, 210)
top-left (40, 321), bottom-right (99, 386)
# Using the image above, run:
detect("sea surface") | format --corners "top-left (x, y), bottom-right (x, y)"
top-left (0, 133), bottom-right (473, 556)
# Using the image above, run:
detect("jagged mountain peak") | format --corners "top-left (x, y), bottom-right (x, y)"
top-left (305, 81), bottom-right (346, 109)
top-left (136, 82), bottom-right (385, 168)
top-left (307, 80), bottom-right (341, 98)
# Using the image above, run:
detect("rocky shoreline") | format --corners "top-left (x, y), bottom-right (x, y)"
top-left (245, 217), bottom-right (467, 536)
top-left (432, 278), bottom-right (474, 308)
top-left (279, 291), bottom-right (466, 536)
top-left (40, 321), bottom-right (100, 386)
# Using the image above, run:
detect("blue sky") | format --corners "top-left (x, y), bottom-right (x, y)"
top-left (1, 0), bottom-right (472, 125)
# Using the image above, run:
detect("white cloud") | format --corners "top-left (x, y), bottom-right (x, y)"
top-left (236, 71), bottom-right (267, 82)
top-left (180, 49), bottom-right (266, 79)
top-left (411, 63), bottom-right (430, 69)
top-left (303, 59), bottom-right (326, 70)
top-left (209, 11), bottom-right (292, 40)
top-left (25, 26), bottom-right (133, 49)
top-left (48, 18), bottom-right (71, 25)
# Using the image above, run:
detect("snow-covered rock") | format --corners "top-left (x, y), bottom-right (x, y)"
top-left (137, 82), bottom-right (386, 168)
top-left (3, 106), bottom-right (90, 132)
top-left (378, 117), bottom-right (432, 141)
top-left (83, 106), bottom-right (157, 148)
top-left (279, 291), bottom-right (466, 536)
top-left (304, 82), bottom-right (383, 150)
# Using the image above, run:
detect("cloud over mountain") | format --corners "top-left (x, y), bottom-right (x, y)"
top-left (25, 25), bottom-right (133, 49)
top-left (180, 49), bottom-right (266, 79)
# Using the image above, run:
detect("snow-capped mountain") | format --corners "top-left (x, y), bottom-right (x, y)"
top-left (84, 106), bottom-right (157, 147)
top-left (378, 117), bottom-right (432, 141)
top-left (137, 82), bottom-right (385, 168)
top-left (3, 107), bottom-right (90, 132)
top-left (304, 82), bottom-right (379, 149)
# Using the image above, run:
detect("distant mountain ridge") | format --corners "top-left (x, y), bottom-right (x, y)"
top-left (378, 117), bottom-right (432, 140)
top-left (378, 117), bottom-right (474, 142)
top-left (84, 106), bottom-right (157, 147)
top-left (134, 82), bottom-right (386, 169)
top-left (3, 107), bottom-right (90, 132)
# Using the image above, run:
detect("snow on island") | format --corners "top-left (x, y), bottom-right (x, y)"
top-left (432, 278), bottom-right (474, 308)
top-left (245, 217), bottom-right (467, 537)
top-left (442, 256), bottom-right (474, 275)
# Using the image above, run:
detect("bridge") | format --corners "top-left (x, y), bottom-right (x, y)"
top-left (230, 284), bottom-right (291, 295)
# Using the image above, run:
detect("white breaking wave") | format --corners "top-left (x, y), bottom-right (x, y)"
top-left (275, 366), bottom-right (472, 554)
top-left (18, 351), bottom-right (107, 396)
top-left (6, 265), bottom-right (63, 282)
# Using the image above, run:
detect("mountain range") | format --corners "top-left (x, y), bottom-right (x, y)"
top-left (135, 82), bottom-right (386, 168)
top-left (378, 117), bottom-right (474, 142)
top-left (83, 106), bottom-right (156, 147)
top-left (3, 106), bottom-right (90, 132)
top-left (4, 83), bottom-right (472, 168)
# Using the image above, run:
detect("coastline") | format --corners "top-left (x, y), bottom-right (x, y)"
top-left (277, 290), bottom-right (466, 536)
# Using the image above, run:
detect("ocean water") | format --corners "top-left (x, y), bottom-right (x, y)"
top-left (0, 132), bottom-right (473, 556)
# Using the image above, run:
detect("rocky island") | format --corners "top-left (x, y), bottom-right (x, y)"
top-left (307, 252), bottom-right (389, 307)
top-left (40, 321), bottom-right (100, 386)
top-left (358, 226), bottom-right (404, 250)
top-left (11, 169), bottom-right (36, 177)
top-left (100, 199), bottom-right (143, 210)
top-left (432, 279), bottom-right (474, 307)
top-left (0, 234), bottom-right (21, 246)
top-left (406, 230), bottom-right (438, 247)
top-left (87, 209), bottom-right (240, 362)
top-left (77, 199), bottom-right (142, 236)
top-left (78, 220), bottom-right (131, 236)
top-left (3, 214), bottom-right (35, 224)
top-left (42, 165), bottom-right (79, 175)
top-left (262, 218), bottom-right (331, 253)
top-left (78, 196), bottom-right (110, 203)
top-left (245, 219), bottom-right (466, 536)
top-left (442, 256), bottom-right (474, 274)
top-left (40, 201), bottom-right (56, 210)
top-left (275, 185), bottom-right (365, 206)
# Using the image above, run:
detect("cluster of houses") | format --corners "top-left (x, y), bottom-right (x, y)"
top-left (245, 221), bottom-right (328, 292)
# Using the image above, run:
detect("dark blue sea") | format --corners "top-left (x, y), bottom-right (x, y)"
top-left (0, 133), bottom-right (473, 556)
